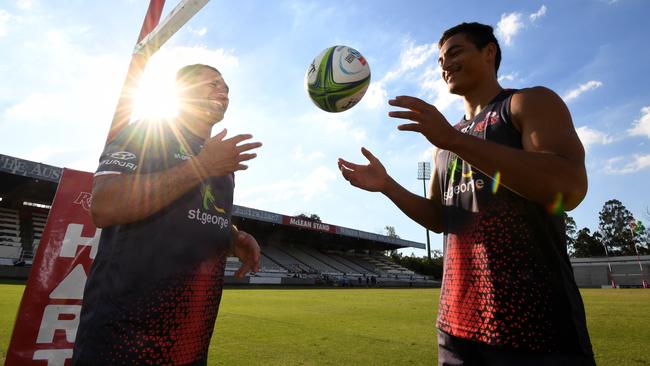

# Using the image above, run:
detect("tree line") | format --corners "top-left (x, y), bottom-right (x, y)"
top-left (566, 199), bottom-right (649, 258)
top-left (384, 199), bottom-right (650, 279)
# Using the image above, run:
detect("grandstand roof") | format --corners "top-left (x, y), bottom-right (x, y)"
top-left (0, 154), bottom-right (60, 208)
top-left (0, 154), bottom-right (425, 251)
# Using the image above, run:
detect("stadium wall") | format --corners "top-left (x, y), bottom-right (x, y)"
top-left (570, 256), bottom-right (650, 288)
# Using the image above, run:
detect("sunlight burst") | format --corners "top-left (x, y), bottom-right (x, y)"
top-left (130, 55), bottom-right (180, 122)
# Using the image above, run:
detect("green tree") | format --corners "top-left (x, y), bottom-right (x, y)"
top-left (296, 213), bottom-right (322, 223)
top-left (597, 199), bottom-right (636, 256)
top-left (573, 228), bottom-right (605, 258)
top-left (631, 220), bottom-right (650, 255)
top-left (389, 250), bottom-right (443, 279)
top-left (384, 225), bottom-right (400, 238)
top-left (563, 212), bottom-right (578, 257)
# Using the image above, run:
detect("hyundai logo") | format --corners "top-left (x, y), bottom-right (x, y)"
top-left (110, 151), bottom-right (136, 160)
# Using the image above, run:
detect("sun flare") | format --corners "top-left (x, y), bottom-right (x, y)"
top-left (130, 57), bottom-right (180, 122)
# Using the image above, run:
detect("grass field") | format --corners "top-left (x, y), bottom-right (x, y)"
top-left (1, 284), bottom-right (648, 365)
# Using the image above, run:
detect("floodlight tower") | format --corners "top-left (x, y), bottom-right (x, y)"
top-left (417, 161), bottom-right (432, 260)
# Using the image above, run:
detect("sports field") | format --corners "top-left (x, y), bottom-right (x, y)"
top-left (1, 284), bottom-right (648, 365)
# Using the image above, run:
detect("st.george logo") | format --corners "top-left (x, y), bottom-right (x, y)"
top-left (187, 184), bottom-right (229, 228)
top-left (202, 184), bottom-right (226, 214)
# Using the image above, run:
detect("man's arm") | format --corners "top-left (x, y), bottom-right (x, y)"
top-left (91, 130), bottom-right (261, 228)
top-left (229, 225), bottom-right (261, 278)
top-left (448, 87), bottom-right (587, 210)
top-left (389, 87), bottom-right (587, 210)
top-left (338, 148), bottom-right (444, 233)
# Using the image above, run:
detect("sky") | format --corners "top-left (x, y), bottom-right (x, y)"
top-left (1, 0), bottom-right (649, 256)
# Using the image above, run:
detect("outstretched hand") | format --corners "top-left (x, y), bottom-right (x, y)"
top-left (388, 96), bottom-right (458, 149)
top-left (196, 129), bottom-right (262, 177)
top-left (338, 147), bottom-right (391, 193)
top-left (232, 230), bottom-right (260, 278)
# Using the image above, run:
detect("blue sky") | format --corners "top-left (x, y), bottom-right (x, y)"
top-left (1, 0), bottom-right (649, 256)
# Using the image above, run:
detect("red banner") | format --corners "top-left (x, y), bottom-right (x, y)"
top-left (5, 169), bottom-right (97, 366)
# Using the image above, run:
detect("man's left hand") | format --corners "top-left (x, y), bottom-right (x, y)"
top-left (388, 96), bottom-right (459, 149)
top-left (232, 230), bottom-right (260, 278)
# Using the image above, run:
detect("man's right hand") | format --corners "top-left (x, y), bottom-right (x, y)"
top-left (338, 147), bottom-right (391, 193)
top-left (195, 129), bottom-right (262, 177)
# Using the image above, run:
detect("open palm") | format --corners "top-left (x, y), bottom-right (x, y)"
top-left (338, 147), bottom-right (389, 193)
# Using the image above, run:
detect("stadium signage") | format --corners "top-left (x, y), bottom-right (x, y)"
top-left (285, 216), bottom-right (336, 233)
top-left (233, 205), bottom-right (283, 224)
top-left (5, 169), bottom-right (98, 365)
top-left (73, 192), bottom-right (93, 212)
top-left (0, 153), bottom-right (63, 183)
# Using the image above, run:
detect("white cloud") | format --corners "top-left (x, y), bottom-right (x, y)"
top-left (23, 145), bottom-right (75, 163)
top-left (296, 111), bottom-right (367, 144)
top-left (145, 45), bottom-right (239, 75)
top-left (289, 2), bottom-right (335, 29)
top-left (383, 41), bottom-right (438, 82)
top-left (4, 91), bottom-right (75, 123)
top-left (419, 146), bottom-right (436, 162)
top-left (563, 80), bottom-right (603, 102)
top-left (605, 155), bottom-right (650, 175)
top-left (628, 106), bottom-right (650, 139)
top-left (529, 5), bottom-right (547, 22)
top-left (419, 66), bottom-right (462, 113)
top-left (16, 0), bottom-right (35, 10)
top-left (236, 166), bottom-right (337, 206)
top-left (0, 9), bottom-right (11, 37)
top-left (496, 12), bottom-right (524, 46)
top-left (188, 26), bottom-right (207, 37)
top-left (576, 126), bottom-right (614, 150)
top-left (498, 71), bottom-right (518, 82)
top-left (360, 81), bottom-right (387, 109)
top-left (292, 145), bottom-right (325, 162)
top-left (3, 28), bottom-right (125, 126)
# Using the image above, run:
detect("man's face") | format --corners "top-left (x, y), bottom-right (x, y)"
top-left (438, 34), bottom-right (493, 95)
top-left (181, 67), bottom-right (230, 123)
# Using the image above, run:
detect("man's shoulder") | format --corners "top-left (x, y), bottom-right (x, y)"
top-left (510, 86), bottom-right (567, 116)
top-left (512, 86), bottom-right (559, 99)
top-left (111, 118), bottom-right (172, 147)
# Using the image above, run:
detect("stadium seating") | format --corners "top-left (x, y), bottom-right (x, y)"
top-left (611, 263), bottom-right (647, 287)
top-left (327, 252), bottom-right (377, 275)
top-left (278, 246), bottom-right (345, 276)
top-left (357, 254), bottom-right (416, 278)
top-left (0, 208), bottom-right (21, 264)
top-left (341, 254), bottom-right (378, 273)
top-left (31, 210), bottom-right (48, 248)
top-left (262, 245), bottom-right (313, 273)
top-left (295, 247), bottom-right (362, 276)
top-left (259, 252), bottom-right (288, 272)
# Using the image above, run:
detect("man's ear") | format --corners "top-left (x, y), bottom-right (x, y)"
top-left (484, 42), bottom-right (497, 67)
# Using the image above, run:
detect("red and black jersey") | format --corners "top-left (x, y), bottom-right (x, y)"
top-left (72, 119), bottom-right (234, 366)
top-left (435, 89), bottom-right (593, 356)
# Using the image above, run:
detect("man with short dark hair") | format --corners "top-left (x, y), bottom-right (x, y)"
top-left (338, 22), bottom-right (595, 365)
top-left (72, 64), bottom-right (262, 366)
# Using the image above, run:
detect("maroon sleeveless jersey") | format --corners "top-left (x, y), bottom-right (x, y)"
top-left (435, 89), bottom-right (593, 355)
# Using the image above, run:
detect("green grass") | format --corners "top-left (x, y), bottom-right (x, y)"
top-left (1, 285), bottom-right (648, 365)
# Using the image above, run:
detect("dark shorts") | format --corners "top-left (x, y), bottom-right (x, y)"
top-left (437, 330), bottom-right (596, 366)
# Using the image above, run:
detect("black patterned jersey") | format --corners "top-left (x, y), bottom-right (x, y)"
top-left (435, 89), bottom-right (593, 355)
top-left (73, 119), bottom-right (234, 366)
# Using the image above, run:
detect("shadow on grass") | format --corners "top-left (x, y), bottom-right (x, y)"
top-left (0, 278), bottom-right (27, 286)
